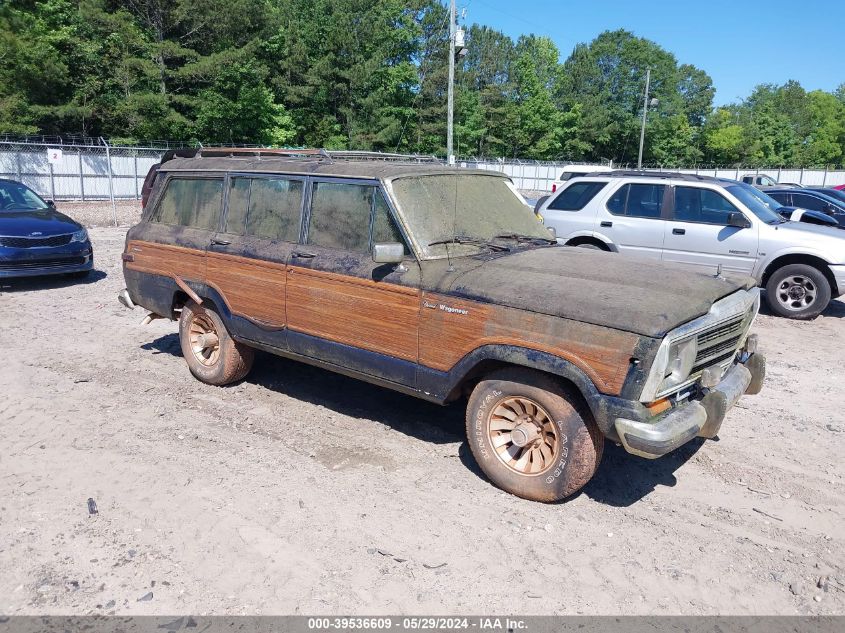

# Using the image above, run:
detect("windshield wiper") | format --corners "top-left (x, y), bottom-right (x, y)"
top-left (428, 235), bottom-right (510, 252)
top-left (493, 232), bottom-right (556, 244)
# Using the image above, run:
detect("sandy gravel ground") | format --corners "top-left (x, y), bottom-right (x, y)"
top-left (55, 200), bottom-right (142, 228)
top-left (0, 227), bottom-right (843, 616)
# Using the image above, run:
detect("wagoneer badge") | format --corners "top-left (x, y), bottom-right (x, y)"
top-left (424, 300), bottom-right (468, 316)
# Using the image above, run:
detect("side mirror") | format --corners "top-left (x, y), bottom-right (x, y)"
top-left (534, 195), bottom-right (550, 216)
top-left (727, 212), bottom-right (751, 229)
top-left (372, 242), bottom-right (404, 264)
top-left (47, 200), bottom-right (56, 209)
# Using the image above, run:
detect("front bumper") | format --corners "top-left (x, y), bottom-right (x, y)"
top-left (830, 264), bottom-right (845, 298)
top-left (0, 243), bottom-right (93, 278)
top-left (613, 352), bottom-right (766, 459)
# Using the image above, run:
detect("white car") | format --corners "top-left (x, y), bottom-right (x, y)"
top-left (539, 171), bottom-right (845, 319)
top-left (550, 164), bottom-right (613, 193)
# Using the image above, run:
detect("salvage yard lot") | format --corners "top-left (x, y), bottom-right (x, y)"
top-left (1, 227), bottom-right (844, 615)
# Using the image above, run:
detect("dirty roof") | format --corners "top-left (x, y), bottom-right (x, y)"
top-left (158, 156), bottom-right (507, 181)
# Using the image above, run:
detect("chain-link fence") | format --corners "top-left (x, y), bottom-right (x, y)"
top-left (457, 158), bottom-right (845, 193)
top-left (0, 139), bottom-right (165, 203)
top-left (3, 137), bottom-right (845, 225)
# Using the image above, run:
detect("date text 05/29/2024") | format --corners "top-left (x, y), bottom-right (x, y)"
top-left (306, 617), bottom-right (528, 631)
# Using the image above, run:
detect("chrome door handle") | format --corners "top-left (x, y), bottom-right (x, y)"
top-left (292, 251), bottom-right (316, 259)
top-left (211, 238), bottom-right (231, 246)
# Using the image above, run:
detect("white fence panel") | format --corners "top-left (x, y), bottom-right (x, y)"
top-left (2, 141), bottom-right (845, 206)
top-left (0, 143), bottom-right (163, 201)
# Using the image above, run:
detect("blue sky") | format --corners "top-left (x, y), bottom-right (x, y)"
top-left (462, 0), bottom-right (844, 105)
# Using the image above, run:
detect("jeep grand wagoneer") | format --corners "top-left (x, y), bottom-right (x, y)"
top-left (119, 149), bottom-right (765, 502)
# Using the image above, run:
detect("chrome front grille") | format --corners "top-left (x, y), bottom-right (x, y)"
top-left (691, 316), bottom-right (745, 375)
top-left (640, 289), bottom-right (760, 403)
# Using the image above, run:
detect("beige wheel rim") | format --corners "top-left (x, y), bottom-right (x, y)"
top-left (188, 314), bottom-right (221, 367)
top-left (487, 396), bottom-right (559, 475)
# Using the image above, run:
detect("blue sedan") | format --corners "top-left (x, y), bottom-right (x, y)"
top-left (0, 179), bottom-right (93, 279)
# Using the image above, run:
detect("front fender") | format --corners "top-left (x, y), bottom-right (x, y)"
top-left (417, 344), bottom-right (649, 436)
top-left (753, 246), bottom-right (836, 280)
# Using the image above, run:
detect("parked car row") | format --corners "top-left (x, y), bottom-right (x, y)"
top-left (5, 155), bottom-right (842, 503)
top-left (767, 188), bottom-right (845, 227)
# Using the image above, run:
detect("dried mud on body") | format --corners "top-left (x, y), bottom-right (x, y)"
top-left (0, 227), bottom-right (843, 615)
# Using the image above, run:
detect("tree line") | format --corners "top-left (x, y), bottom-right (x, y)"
top-left (2, 0), bottom-right (844, 166)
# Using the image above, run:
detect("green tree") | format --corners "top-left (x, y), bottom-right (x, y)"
top-left (703, 108), bottom-right (745, 163)
top-left (194, 63), bottom-right (294, 145)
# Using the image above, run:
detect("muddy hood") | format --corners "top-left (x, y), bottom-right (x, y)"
top-left (447, 247), bottom-right (754, 338)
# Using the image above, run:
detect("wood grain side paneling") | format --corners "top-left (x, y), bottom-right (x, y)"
top-left (206, 252), bottom-right (287, 327)
top-left (125, 240), bottom-right (205, 280)
top-left (126, 240), bottom-right (634, 394)
top-left (419, 292), bottom-right (637, 395)
top-left (286, 267), bottom-right (420, 362)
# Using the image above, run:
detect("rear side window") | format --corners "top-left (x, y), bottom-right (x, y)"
top-left (153, 178), bottom-right (223, 230)
top-left (791, 193), bottom-right (828, 212)
top-left (308, 182), bottom-right (374, 252)
top-left (548, 181), bottom-right (607, 211)
top-left (673, 187), bottom-right (740, 224)
top-left (768, 192), bottom-right (790, 206)
top-left (225, 176), bottom-right (304, 241)
top-left (607, 184), bottom-right (665, 219)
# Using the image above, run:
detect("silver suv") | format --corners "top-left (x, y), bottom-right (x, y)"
top-left (538, 171), bottom-right (845, 319)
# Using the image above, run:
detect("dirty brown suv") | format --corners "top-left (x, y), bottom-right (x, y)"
top-left (119, 149), bottom-right (766, 502)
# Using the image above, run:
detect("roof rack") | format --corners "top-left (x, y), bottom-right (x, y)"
top-left (592, 170), bottom-right (727, 182)
top-left (179, 147), bottom-right (441, 164)
top-left (326, 150), bottom-right (441, 164)
top-left (196, 147), bottom-right (330, 159)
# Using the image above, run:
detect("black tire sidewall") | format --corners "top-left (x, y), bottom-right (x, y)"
top-left (765, 264), bottom-right (831, 319)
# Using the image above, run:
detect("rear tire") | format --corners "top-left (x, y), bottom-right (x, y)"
top-left (179, 300), bottom-right (254, 385)
top-left (465, 368), bottom-right (603, 502)
top-left (765, 264), bottom-right (831, 320)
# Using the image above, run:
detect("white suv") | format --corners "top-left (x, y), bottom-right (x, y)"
top-left (538, 171), bottom-right (845, 319)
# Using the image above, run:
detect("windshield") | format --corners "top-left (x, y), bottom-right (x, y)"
top-left (726, 183), bottom-right (784, 224)
top-left (390, 174), bottom-right (554, 259)
top-left (0, 181), bottom-right (49, 212)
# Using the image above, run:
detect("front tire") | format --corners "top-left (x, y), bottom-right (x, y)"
top-left (179, 300), bottom-right (254, 385)
top-left (765, 264), bottom-right (831, 320)
top-left (465, 368), bottom-right (604, 502)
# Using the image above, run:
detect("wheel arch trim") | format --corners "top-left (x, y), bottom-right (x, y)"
top-left (759, 252), bottom-right (837, 295)
top-left (424, 344), bottom-right (636, 435)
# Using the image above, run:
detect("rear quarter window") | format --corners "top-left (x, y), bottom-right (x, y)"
top-left (152, 177), bottom-right (223, 230)
top-left (606, 183), bottom-right (665, 219)
top-left (548, 181), bottom-right (607, 211)
top-left (225, 176), bottom-right (304, 241)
